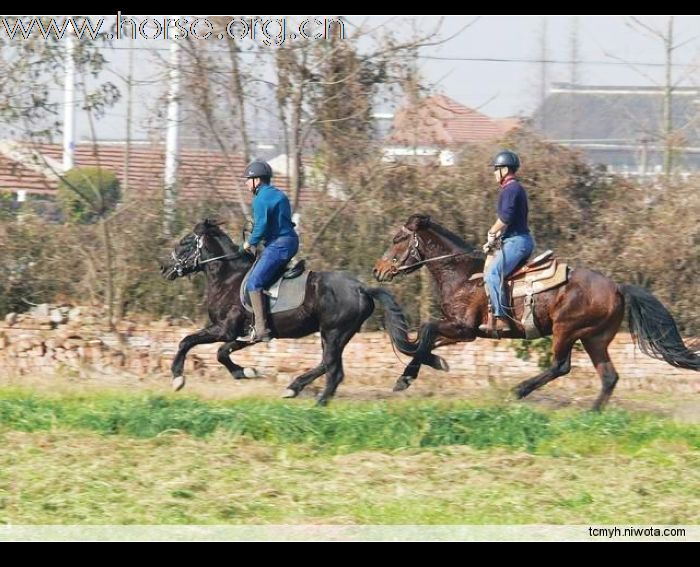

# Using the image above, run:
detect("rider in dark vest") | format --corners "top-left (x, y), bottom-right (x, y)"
top-left (237, 160), bottom-right (299, 343)
top-left (479, 150), bottom-right (535, 334)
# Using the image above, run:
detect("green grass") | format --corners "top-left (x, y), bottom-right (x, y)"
top-left (0, 388), bottom-right (698, 524)
top-left (0, 389), bottom-right (697, 455)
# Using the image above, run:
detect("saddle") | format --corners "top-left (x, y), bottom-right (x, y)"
top-left (241, 259), bottom-right (310, 314)
top-left (471, 250), bottom-right (570, 339)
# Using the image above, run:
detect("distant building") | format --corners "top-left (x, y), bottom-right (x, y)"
top-left (0, 141), bottom-right (323, 211)
top-left (531, 83), bottom-right (700, 176)
top-left (383, 94), bottom-right (521, 165)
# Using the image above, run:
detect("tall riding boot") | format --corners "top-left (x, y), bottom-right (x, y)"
top-left (237, 290), bottom-right (272, 343)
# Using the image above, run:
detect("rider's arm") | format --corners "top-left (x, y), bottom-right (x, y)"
top-left (248, 196), bottom-right (270, 246)
top-left (489, 217), bottom-right (508, 236)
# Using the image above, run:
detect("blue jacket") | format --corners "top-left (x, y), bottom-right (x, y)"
top-left (248, 183), bottom-right (298, 246)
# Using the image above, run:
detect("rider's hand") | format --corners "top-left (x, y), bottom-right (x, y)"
top-left (243, 241), bottom-right (255, 254)
top-left (483, 231), bottom-right (498, 254)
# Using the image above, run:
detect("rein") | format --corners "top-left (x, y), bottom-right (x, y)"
top-left (395, 226), bottom-right (480, 272)
top-left (197, 251), bottom-right (243, 266)
top-left (397, 251), bottom-right (474, 271)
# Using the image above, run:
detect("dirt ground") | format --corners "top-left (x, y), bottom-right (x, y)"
top-left (2, 366), bottom-right (698, 423)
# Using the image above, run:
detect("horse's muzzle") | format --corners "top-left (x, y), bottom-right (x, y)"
top-left (160, 263), bottom-right (178, 280)
top-left (372, 260), bottom-right (396, 282)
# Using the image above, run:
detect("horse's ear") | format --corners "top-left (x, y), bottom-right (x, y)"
top-left (405, 214), bottom-right (430, 231)
top-left (203, 217), bottom-right (224, 228)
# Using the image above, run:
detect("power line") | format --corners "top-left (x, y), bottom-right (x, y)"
top-left (416, 54), bottom-right (699, 67)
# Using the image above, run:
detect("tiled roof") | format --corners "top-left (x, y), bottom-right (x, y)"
top-left (388, 94), bottom-right (520, 147)
top-left (0, 143), bottom-right (323, 206)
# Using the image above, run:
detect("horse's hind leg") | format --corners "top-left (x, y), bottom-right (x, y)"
top-left (217, 341), bottom-right (259, 379)
top-left (513, 332), bottom-right (574, 400)
top-left (394, 354), bottom-right (448, 390)
top-left (316, 327), bottom-right (358, 406)
top-left (282, 363), bottom-right (327, 398)
top-left (393, 322), bottom-right (450, 391)
top-left (582, 334), bottom-right (619, 412)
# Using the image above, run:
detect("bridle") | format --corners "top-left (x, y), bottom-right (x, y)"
top-left (169, 233), bottom-right (244, 278)
top-left (392, 226), bottom-right (423, 272)
top-left (390, 226), bottom-right (477, 274)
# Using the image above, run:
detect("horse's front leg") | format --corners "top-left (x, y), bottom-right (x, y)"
top-left (171, 324), bottom-right (226, 391)
top-left (393, 319), bottom-right (476, 392)
top-left (281, 363), bottom-right (327, 398)
top-left (217, 340), bottom-right (260, 379)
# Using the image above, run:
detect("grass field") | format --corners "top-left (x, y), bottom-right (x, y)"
top-left (1, 387), bottom-right (698, 524)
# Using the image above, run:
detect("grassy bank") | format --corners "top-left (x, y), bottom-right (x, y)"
top-left (0, 389), bottom-right (698, 524)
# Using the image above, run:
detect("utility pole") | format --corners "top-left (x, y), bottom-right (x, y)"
top-left (63, 36), bottom-right (76, 172)
top-left (568, 17), bottom-right (580, 140)
top-left (539, 17), bottom-right (549, 132)
top-left (163, 39), bottom-right (180, 236)
top-left (123, 45), bottom-right (134, 195)
top-left (663, 16), bottom-right (674, 179)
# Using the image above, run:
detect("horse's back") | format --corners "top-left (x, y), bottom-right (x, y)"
top-left (314, 271), bottom-right (374, 324)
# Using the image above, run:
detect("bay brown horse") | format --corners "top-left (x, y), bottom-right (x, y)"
top-left (373, 214), bottom-right (699, 410)
top-left (162, 219), bottom-right (426, 405)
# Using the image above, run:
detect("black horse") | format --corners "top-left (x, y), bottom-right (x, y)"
top-left (161, 219), bottom-right (425, 405)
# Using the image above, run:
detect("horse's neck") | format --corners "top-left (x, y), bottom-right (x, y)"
top-left (203, 237), bottom-right (249, 291)
top-left (423, 230), bottom-right (482, 297)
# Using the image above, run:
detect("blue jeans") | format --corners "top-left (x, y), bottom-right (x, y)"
top-left (246, 236), bottom-right (299, 291)
top-left (485, 233), bottom-right (535, 316)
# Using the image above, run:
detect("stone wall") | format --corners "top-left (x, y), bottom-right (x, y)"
top-left (1, 306), bottom-right (698, 393)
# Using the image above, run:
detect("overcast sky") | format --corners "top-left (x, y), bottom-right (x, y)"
top-left (63, 15), bottom-right (700, 141)
top-left (416, 15), bottom-right (700, 117)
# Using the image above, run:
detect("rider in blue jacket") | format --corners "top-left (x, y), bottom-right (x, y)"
top-left (238, 160), bottom-right (299, 343)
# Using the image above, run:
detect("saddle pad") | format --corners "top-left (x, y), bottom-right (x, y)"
top-left (242, 270), bottom-right (310, 314)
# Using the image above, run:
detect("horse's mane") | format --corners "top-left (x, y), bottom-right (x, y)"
top-left (213, 227), bottom-right (238, 254)
top-left (425, 219), bottom-right (480, 255)
top-left (200, 220), bottom-right (252, 268)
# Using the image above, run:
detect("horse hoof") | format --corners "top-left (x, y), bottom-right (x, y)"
top-left (172, 376), bottom-right (185, 391)
top-left (393, 376), bottom-right (413, 392)
top-left (235, 367), bottom-right (259, 379)
top-left (281, 388), bottom-right (298, 399)
top-left (512, 385), bottom-right (526, 400)
top-left (436, 356), bottom-right (450, 372)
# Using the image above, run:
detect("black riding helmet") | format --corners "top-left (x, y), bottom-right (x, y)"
top-left (491, 150), bottom-right (520, 172)
top-left (242, 160), bottom-right (273, 179)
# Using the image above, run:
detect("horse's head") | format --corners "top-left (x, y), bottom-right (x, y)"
top-left (161, 218), bottom-right (245, 280)
top-left (373, 214), bottom-right (431, 282)
top-left (161, 231), bottom-right (201, 281)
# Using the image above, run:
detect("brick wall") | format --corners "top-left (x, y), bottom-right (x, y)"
top-left (0, 315), bottom-right (697, 393)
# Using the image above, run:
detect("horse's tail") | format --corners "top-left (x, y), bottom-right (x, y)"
top-left (620, 284), bottom-right (699, 370)
top-left (362, 287), bottom-right (436, 360)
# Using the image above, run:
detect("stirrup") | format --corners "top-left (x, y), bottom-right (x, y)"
top-left (237, 326), bottom-right (271, 344)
